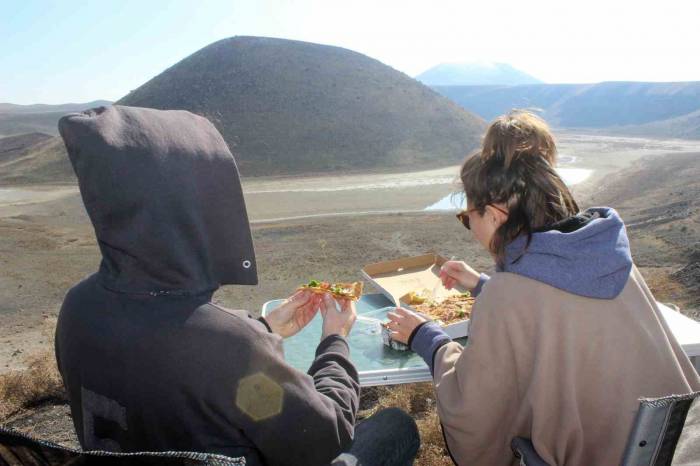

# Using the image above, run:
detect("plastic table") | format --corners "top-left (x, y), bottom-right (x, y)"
top-left (262, 295), bottom-right (700, 386)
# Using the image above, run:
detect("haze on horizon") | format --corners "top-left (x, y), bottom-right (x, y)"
top-left (2, 0), bottom-right (700, 105)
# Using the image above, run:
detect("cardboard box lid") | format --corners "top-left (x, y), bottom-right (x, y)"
top-left (362, 252), bottom-right (466, 307)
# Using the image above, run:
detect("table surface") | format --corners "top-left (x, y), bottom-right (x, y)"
top-left (262, 294), bottom-right (436, 378)
top-left (262, 295), bottom-right (700, 386)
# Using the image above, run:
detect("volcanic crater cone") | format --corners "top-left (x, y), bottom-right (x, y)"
top-left (118, 36), bottom-right (485, 175)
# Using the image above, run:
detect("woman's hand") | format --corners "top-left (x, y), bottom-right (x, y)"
top-left (265, 290), bottom-right (321, 338)
top-left (386, 307), bottom-right (428, 344)
top-left (440, 260), bottom-right (481, 290)
top-left (320, 293), bottom-right (357, 340)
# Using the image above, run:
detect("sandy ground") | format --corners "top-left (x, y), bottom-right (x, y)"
top-left (2, 132), bottom-right (700, 463)
top-left (2, 132), bottom-right (700, 373)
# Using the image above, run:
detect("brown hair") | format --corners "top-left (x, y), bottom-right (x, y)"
top-left (460, 110), bottom-right (579, 263)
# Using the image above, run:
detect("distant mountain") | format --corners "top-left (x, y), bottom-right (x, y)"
top-left (0, 100), bottom-right (112, 136)
top-left (118, 36), bottom-right (486, 176)
top-left (433, 81), bottom-right (700, 137)
top-left (416, 62), bottom-right (543, 86)
top-left (0, 101), bottom-right (111, 114)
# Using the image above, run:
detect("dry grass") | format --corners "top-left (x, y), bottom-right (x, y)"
top-left (363, 383), bottom-right (453, 466)
top-left (0, 350), bottom-right (66, 420)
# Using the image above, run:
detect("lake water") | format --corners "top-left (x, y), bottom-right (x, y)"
top-left (424, 167), bottom-right (594, 211)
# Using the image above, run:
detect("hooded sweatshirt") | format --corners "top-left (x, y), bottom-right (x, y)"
top-left (55, 105), bottom-right (359, 466)
top-left (411, 207), bottom-right (700, 465)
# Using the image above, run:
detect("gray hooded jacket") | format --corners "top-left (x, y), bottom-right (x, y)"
top-left (55, 105), bottom-right (359, 466)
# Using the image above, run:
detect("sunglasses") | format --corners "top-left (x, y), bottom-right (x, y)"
top-left (456, 205), bottom-right (509, 230)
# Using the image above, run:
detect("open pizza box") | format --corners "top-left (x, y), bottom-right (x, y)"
top-left (361, 253), bottom-right (471, 339)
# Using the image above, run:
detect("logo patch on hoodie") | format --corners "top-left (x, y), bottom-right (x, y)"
top-left (236, 373), bottom-right (283, 421)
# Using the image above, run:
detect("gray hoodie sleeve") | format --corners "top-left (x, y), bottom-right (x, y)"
top-left (207, 308), bottom-right (359, 466)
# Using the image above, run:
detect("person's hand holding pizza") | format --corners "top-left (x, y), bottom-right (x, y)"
top-left (320, 293), bottom-right (357, 340)
top-left (386, 307), bottom-right (428, 344)
top-left (265, 290), bottom-right (321, 338)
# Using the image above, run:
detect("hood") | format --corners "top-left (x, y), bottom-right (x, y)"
top-left (59, 105), bottom-right (257, 295)
top-left (500, 207), bottom-right (632, 299)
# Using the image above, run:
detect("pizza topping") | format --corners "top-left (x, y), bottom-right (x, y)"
top-left (412, 292), bottom-right (474, 324)
top-left (407, 289), bottom-right (431, 305)
top-left (300, 279), bottom-right (363, 301)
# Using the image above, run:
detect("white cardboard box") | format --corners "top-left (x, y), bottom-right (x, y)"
top-left (361, 252), bottom-right (470, 339)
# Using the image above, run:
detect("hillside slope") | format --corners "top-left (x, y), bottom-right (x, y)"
top-left (616, 109), bottom-right (700, 139)
top-left (0, 136), bottom-right (73, 185)
top-left (434, 82), bottom-right (700, 135)
top-left (0, 101), bottom-right (111, 136)
top-left (118, 36), bottom-right (486, 175)
top-left (589, 151), bottom-right (700, 311)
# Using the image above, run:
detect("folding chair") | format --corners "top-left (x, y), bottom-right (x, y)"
top-left (512, 391), bottom-right (700, 466)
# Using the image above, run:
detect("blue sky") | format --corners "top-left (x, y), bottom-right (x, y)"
top-left (2, 0), bottom-right (700, 104)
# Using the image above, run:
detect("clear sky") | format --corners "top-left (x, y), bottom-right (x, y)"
top-left (2, 0), bottom-right (699, 104)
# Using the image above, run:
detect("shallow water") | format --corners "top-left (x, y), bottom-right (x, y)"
top-left (424, 167), bottom-right (594, 211)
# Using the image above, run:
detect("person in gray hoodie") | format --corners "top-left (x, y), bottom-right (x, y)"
top-left (55, 105), bottom-right (418, 466)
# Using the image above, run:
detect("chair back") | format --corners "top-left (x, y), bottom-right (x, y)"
top-left (620, 391), bottom-right (700, 466)
top-left (512, 391), bottom-right (700, 466)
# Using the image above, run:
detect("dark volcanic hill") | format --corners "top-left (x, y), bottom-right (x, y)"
top-left (416, 62), bottom-right (542, 86)
top-left (118, 36), bottom-right (485, 175)
top-left (433, 82), bottom-right (700, 138)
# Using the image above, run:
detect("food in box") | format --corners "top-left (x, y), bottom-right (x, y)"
top-left (362, 253), bottom-right (473, 350)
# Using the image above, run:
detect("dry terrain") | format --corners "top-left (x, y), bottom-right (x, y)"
top-left (1, 133), bottom-right (700, 464)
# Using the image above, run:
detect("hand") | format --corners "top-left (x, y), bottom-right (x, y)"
top-left (386, 307), bottom-right (428, 344)
top-left (265, 290), bottom-right (321, 338)
top-left (320, 293), bottom-right (357, 340)
top-left (439, 260), bottom-right (481, 290)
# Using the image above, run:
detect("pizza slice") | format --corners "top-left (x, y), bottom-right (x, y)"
top-left (299, 279), bottom-right (363, 301)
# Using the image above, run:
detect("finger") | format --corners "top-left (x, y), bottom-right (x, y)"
top-left (342, 300), bottom-right (357, 317)
top-left (390, 331), bottom-right (408, 344)
top-left (395, 307), bottom-right (415, 317)
top-left (386, 311), bottom-right (402, 322)
top-left (321, 293), bottom-right (336, 312)
top-left (440, 274), bottom-right (450, 286)
top-left (297, 300), bottom-right (316, 315)
top-left (289, 289), bottom-right (312, 307)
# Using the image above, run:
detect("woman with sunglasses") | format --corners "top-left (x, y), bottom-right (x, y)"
top-left (387, 110), bottom-right (699, 465)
